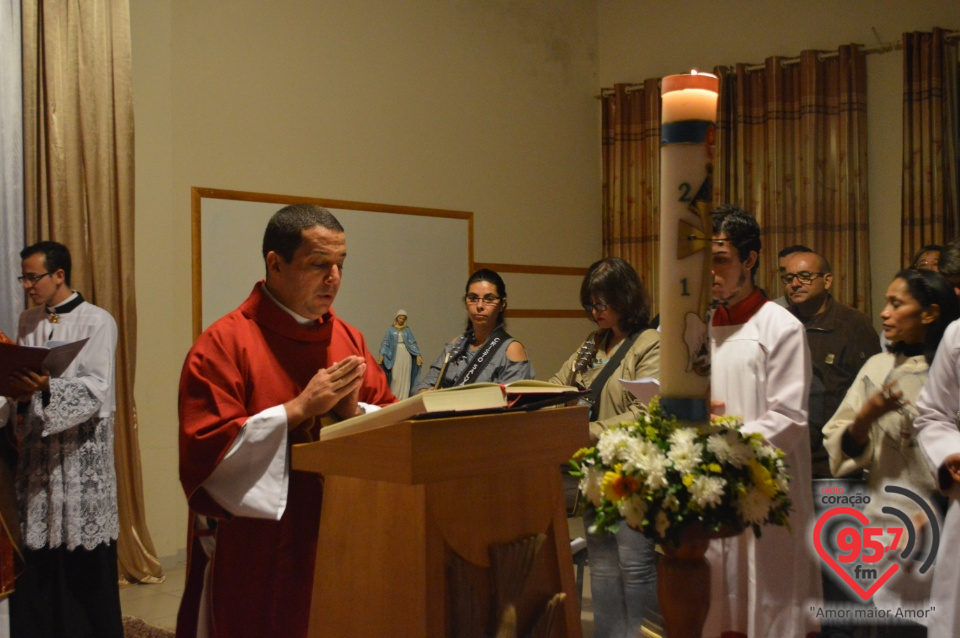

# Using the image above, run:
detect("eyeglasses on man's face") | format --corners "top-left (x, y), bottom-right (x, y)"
top-left (17, 271), bottom-right (55, 286)
top-left (464, 294), bottom-right (501, 306)
top-left (582, 301), bottom-right (609, 314)
top-left (780, 271), bottom-right (823, 286)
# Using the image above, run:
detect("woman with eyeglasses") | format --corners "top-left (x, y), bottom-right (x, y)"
top-left (549, 257), bottom-right (661, 638)
top-left (412, 269), bottom-right (533, 392)
top-left (823, 269), bottom-right (960, 635)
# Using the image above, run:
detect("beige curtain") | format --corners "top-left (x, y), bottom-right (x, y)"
top-left (714, 46), bottom-right (871, 315)
top-left (601, 79), bottom-right (662, 309)
top-left (21, 0), bottom-right (162, 584)
top-left (901, 28), bottom-right (960, 262)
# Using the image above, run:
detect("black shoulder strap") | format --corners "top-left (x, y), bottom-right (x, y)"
top-left (450, 326), bottom-right (510, 387)
top-left (586, 330), bottom-right (641, 420)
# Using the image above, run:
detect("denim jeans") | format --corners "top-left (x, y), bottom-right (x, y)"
top-left (585, 510), bottom-right (660, 638)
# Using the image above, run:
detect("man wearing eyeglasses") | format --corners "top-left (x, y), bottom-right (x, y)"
top-left (6, 241), bottom-right (123, 637)
top-left (782, 250), bottom-right (881, 480)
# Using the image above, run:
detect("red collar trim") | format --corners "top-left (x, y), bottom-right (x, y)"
top-left (712, 287), bottom-right (768, 327)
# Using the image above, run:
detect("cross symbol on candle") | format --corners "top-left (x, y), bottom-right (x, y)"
top-left (676, 203), bottom-right (714, 320)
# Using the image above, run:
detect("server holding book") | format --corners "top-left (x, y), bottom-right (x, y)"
top-left (413, 269), bottom-right (534, 392)
top-left (7, 241), bottom-right (123, 638)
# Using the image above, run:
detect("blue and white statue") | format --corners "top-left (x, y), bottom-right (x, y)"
top-left (377, 309), bottom-right (422, 400)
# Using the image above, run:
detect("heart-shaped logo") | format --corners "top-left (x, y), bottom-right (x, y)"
top-left (813, 506), bottom-right (899, 602)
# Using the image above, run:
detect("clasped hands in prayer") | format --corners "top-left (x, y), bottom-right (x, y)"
top-left (284, 355), bottom-right (367, 429)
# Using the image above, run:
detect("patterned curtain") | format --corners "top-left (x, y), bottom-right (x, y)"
top-left (601, 79), bottom-right (662, 309)
top-left (21, 0), bottom-right (163, 584)
top-left (714, 46), bottom-right (871, 315)
top-left (901, 28), bottom-right (960, 262)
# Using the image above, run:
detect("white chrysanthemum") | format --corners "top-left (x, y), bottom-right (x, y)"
top-left (640, 450), bottom-right (670, 491)
top-left (754, 441), bottom-right (779, 460)
top-left (668, 427), bottom-right (698, 447)
top-left (581, 466), bottom-right (605, 507)
top-left (666, 435), bottom-right (702, 474)
top-left (655, 510), bottom-right (671, 537)
top-left (619, 494), bottom-right (647, 529)
top-left (618, 437), bottom-right (649, 468)
top-left (597, 429), bottom-right (633, 465)
top-left (708, 431), bottom-right (753, 468)
top-left (737, 486), bottom-right (772, 525)
top-left (689, 475), bottom-right (726, 509)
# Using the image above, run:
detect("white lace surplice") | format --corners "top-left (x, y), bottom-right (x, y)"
top-left (15, 301), bottom-right (119, 550)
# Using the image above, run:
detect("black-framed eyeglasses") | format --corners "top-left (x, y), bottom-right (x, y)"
top-left (17, 272), bottom-right (54, 285)
top-left (464, 294), bottom-right (501, 306)
top-left (582, 301), bottom-right (609, 314)
top-left (780, 271), bottom-right (824, 285)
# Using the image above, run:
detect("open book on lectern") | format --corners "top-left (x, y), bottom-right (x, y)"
top-left (319, 380), bottom-right (585, 442)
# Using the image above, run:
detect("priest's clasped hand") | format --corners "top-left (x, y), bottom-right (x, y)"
top-left (283, 355), bottom-right (367, 429)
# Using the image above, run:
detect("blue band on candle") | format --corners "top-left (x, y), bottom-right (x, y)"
top-left (661, 121), bottom-right (713, 145)
top-left (660, 397), bottom-right (709, 422)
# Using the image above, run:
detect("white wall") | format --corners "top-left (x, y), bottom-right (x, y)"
top-left (131, 1), bottom-right (601, 559)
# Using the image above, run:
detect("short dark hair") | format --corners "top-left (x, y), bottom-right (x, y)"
top-left (465, 269), bottom-right (508, 328)
top-left (712, 205), bottom-right (761, 275)
top-left (910, 244), bottom-right (942, 270)
top-left (21, 241), bottom-right (72, 286)
top-left (778, 244), bottom-right (814, 260)
top-left (888, 268), bottom-right (960, 364)
top-left (262, 204), bottom-right (344, 263)
top-left (580, 258), bottom-right (651, 334)
top-left (935, 240), bottom-right (960, 277)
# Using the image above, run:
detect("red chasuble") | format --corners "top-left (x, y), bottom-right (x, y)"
top-left (177, 283), bottom-right (394, 637)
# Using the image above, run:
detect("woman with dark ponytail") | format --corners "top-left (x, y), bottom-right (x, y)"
top-left (412, 269), bottom-right (533, 392)
top-left (824, 268), bottom-right (960, 634)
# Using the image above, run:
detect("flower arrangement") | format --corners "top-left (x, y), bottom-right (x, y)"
top-left (569, 397), bottom-right (793, 545)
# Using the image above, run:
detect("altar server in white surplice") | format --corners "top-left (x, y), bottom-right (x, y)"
top-left (916, 318), bottom-right (960, 638)
top-left (705, 206), bottom-right (822, 638)
top-left (7, 241), bottom-right (122, 638)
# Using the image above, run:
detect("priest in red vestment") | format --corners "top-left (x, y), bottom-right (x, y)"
top-left (177, 204), bottom-right (394, 638)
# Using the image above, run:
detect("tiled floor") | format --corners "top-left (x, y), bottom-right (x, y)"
top-left (119, 519), bottom-right (596, 636)
top-left (119, 557), bottom-right (185, 632)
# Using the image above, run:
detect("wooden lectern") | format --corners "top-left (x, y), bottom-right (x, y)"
top-left (291, 406), bottom-right (590, 637)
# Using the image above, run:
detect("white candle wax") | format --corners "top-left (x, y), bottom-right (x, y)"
top-left (661, 88), bottom-right (718, 123)
top-left (658, 73), bottom-right (718, 410)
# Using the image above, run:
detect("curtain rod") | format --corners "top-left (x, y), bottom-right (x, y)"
top-left (599, 29), bottom-right (959, 96)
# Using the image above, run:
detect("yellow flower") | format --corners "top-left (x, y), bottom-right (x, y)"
top-left (572, 447), bottom-right (594, 460)
top-left (749, 460), bottom-right (779, 498)
top-left (682, 474), bottom-right (695, 488)
top-left (602, 470), bottom-right (641, 502)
